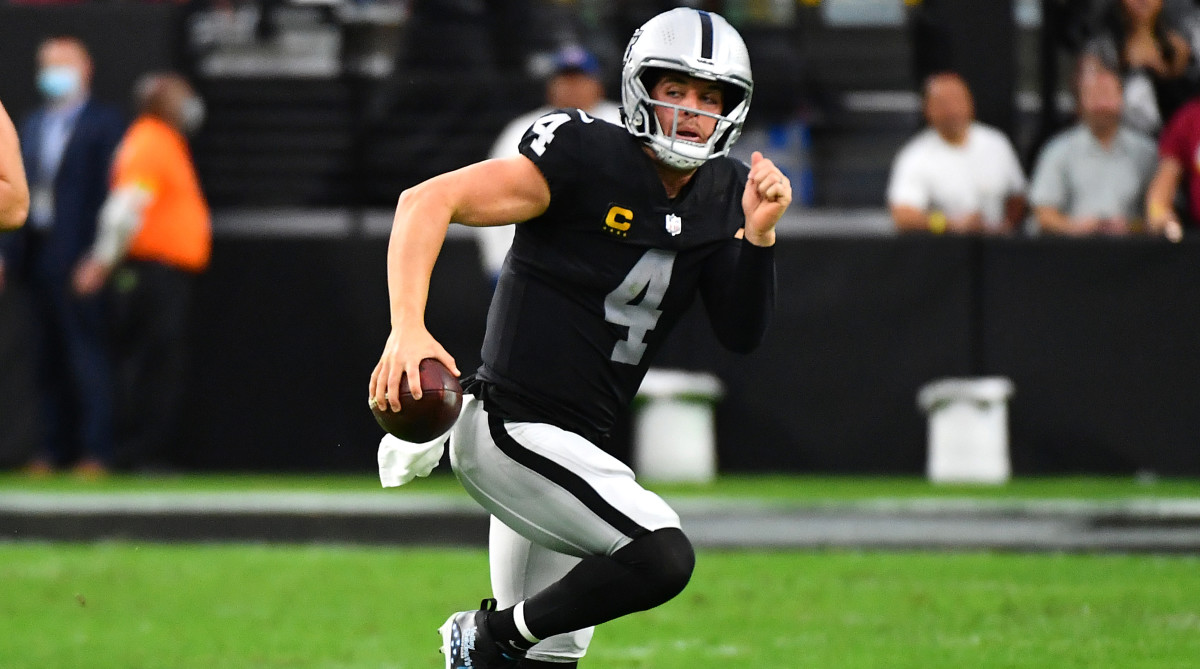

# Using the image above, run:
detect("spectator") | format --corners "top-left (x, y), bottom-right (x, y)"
top-left (1142, 90), bottom-right (1200, 241)
top-left (0, 98), bottom-right (29, 230)
top-left (888, 72), bottom-right (1027, 235)
top-left (476, 45), bottom-right (622, 284)
top-left (1085, 0), bottom-right (1196, 135)
top-left (0, 37), bottom-right (125, 477)
top-left (1029, 58), bottom-right (1158, 236)
top-left (73, 73), bottom-right (212, 471)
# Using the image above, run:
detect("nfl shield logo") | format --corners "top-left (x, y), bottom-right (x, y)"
top-left (664, 213), bottom-right (682, 236)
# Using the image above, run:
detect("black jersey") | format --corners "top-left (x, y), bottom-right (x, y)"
top-left (474, 108), bottom-right (769, 442)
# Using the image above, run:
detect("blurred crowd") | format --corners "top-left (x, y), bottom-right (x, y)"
top-left (193, 0), bottom-right (1200, 238)
top-left (888, 0), bottom-right (1200, 239)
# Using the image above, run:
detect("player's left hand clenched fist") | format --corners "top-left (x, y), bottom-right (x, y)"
top-left (741, 151), bottom-right (791, 247)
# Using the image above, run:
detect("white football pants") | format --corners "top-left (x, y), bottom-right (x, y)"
top-left (449, 396), bottom-right (681, 662)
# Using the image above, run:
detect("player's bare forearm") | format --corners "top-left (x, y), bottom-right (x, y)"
top-left (371, 178), bottom-right (461, 409)
top-left (373, 156), bottom-right (552, 408)
top-left (387, 186), bottom-right (453, 330)
top-left (0, 99), bottom-right (29, 230)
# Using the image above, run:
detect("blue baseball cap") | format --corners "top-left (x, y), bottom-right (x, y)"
top-left (552, 45), bottom-right (601, 77)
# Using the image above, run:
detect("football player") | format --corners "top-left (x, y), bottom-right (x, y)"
top-left (370, 8), bottom-right (790, 668)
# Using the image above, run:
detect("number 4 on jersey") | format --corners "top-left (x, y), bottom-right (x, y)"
top-left (605, 249), bottom-right (676, 365)
top-left (529, 112), bottom-right (573, 156)
top-left (529, 109), bottom-right (592, 156)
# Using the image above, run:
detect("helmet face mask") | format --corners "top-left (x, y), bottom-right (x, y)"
top-left (621, 9), bottom-right (753, 171)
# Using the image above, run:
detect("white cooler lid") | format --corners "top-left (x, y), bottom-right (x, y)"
top-left (917, 376), bottom-right (1014, 412)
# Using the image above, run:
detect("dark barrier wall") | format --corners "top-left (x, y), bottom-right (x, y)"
top-left (981, 238), bottom-right (1200, 475)
top-left (3, 235), bottom-right (1199, 474)
top-left (170, 239), bottom-right (491, 471)
top-left (164, 236), bottom-right (981, 473)
top-left (704, 237), bottom-right (975, 472)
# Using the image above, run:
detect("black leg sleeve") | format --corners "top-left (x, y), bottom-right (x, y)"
top-left (517, 528), bottom-right (695, 640)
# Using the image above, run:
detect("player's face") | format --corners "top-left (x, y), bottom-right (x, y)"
top-left (649, 74), bottom-right (724, 144)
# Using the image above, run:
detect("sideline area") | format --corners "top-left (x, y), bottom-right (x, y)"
top-left (3, 474), bottom-right (1200, 552)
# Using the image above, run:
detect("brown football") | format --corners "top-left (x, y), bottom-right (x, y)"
top-left (369, 358), bottom-right (463, 442)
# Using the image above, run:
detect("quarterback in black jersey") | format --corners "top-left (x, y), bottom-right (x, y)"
top-left (370, 8), bottom-right (790, 668)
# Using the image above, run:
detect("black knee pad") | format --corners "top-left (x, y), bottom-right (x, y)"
top-left (612, 527), bottom-right (696, 603)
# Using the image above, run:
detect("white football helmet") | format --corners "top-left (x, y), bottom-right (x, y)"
top-left (621, 8), bottom-right (753, 171)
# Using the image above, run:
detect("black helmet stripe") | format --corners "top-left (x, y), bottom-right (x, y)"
top-left (698, 11), bottom-right (714, 59)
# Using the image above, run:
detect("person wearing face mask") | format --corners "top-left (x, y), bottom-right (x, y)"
top-left (73, 72), bottom-right (211, 471)
top-left (1, 36), bottom-right (125, 477)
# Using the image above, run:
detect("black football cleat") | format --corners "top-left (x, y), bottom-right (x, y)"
top-left (439, 598), bottom-right (523, 669)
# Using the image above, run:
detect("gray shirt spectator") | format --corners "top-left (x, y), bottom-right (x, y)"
top-left (1029, 60), bottom-right (1158, 236)
top-left (1029, 126), bottom-right (1157, 232)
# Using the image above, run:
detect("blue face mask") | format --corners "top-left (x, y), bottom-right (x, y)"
top-left (37, 66), bottom-right (82, 101)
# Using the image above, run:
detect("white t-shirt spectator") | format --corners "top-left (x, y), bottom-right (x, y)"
top-left (887, 122), bottom-right (1027, 230)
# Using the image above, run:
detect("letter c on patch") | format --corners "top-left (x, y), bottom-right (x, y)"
top-left (606, 206), bottom-right (633, 231)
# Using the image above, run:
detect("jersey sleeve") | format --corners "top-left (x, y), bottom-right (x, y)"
top-left (699, 237), bottom-right (776, 354)
top-left (517, 109), bottom-right (592, 196)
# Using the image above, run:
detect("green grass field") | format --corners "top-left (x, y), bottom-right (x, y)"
top-left (4, 474), bottom-right (1200, 667)
top-left (3, 543), bottom-right (1199, 668)
top-left (5, 472), bottom-right (1200, 502)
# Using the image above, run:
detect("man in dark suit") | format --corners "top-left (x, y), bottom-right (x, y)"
top-left (0, 36), bottom-right (125, 476)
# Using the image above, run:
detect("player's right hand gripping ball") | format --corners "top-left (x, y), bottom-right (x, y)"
top-left (369, 358), bottom-right (463, 442)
